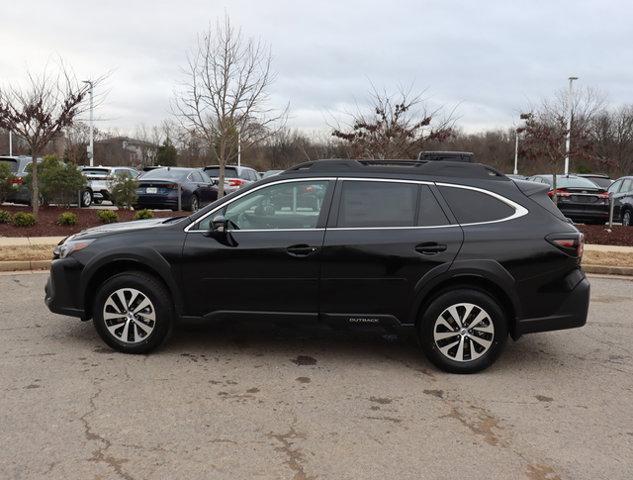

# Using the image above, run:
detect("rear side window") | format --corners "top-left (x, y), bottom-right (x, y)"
top-left (418, 185), bottom-right (449, 226)
top-left (338, 181), bottom-right (418, 227)
top-left (621, 179), bottom-right (633, 193)
top-left (438, 186), bottom-right (515, 224)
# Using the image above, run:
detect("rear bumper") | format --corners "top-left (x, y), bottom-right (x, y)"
top-left (515, 272), bottom-right (590, 336)
top-left (558, 204), bottom-right (609, 222)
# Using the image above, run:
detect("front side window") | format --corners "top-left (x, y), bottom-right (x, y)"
top-left (199, 180), bottom-right (330, 230)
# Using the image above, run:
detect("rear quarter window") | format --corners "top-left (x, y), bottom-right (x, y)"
top-left (438, 185), bottom-right (515, 224)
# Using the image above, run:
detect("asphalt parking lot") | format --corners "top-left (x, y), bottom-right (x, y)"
top-left (1, 273), bottom-right (632, 480)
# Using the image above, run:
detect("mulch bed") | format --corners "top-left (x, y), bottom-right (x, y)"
top-left (0, 205), bottom-right (184, 237)
top-left (576, 225), bottom-right (633, 247)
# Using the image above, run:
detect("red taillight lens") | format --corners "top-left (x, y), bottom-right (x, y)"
top-left (10, 177), bottom-right (24, 185)
top-left (598, 192), bottom-right (610, 199)
top-left (229, 178), bottom-right (246, 187)
top-left (546, 233), bottom-right (584, 258)
top-left (548, 188), bottom-right (571, 198)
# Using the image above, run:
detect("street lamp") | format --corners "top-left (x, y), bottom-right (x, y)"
top-left (513, 128), bottom-right (519, 175)
top-left (82, 80), bottom-right (94, 166)
top-left (564, 76), bottom-right (578, 175)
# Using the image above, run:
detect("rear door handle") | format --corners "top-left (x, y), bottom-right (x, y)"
top-left (286, 244), bottom-right (318, 257)
top-left (415, 242), bottom-right (447, 254)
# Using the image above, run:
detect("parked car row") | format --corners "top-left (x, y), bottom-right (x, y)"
top-left (506, 171), bottom-right (633, 226)
top-left (1, 156), bottom-right (269, 211)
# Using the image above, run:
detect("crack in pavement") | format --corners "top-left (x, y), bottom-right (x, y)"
top-left (268, 424), bottom-right (314, 480)
top-left (79, 384), bottom-right (135, 480)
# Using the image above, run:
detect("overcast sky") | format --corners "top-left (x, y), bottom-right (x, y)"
top-left (2, 0), bottom-right (632, 136)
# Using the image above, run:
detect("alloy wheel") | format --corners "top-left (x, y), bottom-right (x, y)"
top-left (82, 190), bottom-right (92, 207)
top-left (102, 288), bottom-right (156, 344)
top-left (624, 211), bottom-right (631, 226)
top-left (433, 303), bottom-right (495, 362)
top-left (191, 196), bottom-right (199, 211)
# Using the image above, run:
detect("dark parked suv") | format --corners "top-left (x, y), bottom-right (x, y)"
top-left (45, 159), bottom-right (589, 373)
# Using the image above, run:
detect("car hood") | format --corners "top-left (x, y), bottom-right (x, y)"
top-left (73, 218), bottom-right (170, 239)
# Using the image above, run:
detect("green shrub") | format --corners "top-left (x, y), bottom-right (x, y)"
top-left (0, 210), bottom-right (12, 224)
top-left (0, 163), bottom-right (15, 204)
top-left (12, 212), bottom-right (36, 227)
top-left (25, 155), bottom-right (86, 207)
top-left (56, 211), bottom-right (78, 226)
top-left (109, 173), bottom-right (139, 209)
top-left (96, 210), bottom-right (118, 224)
top-left (133, 209), bottom-right (154, 220)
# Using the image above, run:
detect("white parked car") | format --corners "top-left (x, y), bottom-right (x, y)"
top-left (81, 166), bottom-right (140, 205)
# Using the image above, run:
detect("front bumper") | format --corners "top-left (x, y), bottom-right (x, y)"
top-left (45, 257), bottom-right (86, 319)
top-left (515, 271), bottom-right (590, 336)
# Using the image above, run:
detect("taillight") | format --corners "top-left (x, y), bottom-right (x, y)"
top-left (546, 233), bottom-right (584, 258)
top-left (165, 183), bottom-right (179, 189)
top-left (548, 188), bottom-right (571, 198)
top-left (229, 178), bottom-right (246, 187)
top-left (10, 177), bottom-right (24, 185)
top-left (598, 192), bottom-right (610, 199)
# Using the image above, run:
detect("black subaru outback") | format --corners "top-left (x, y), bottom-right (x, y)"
top-left (45, 159), bottom-right (589, 373)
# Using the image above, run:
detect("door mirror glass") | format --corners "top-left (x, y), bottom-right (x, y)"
top-left (211, 214), bottom-right (227, 233)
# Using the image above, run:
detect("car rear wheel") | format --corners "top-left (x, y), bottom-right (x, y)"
top-left (419, 288), bottom-right (508, 373)
top-left (92, 271), bottom-right (174, 354)
top-left (189, 194), bottom-right (199, 212)
top-left (623, 210), bottom-right (632, 227)
top-left (80, 189), bottom-right (93, 207)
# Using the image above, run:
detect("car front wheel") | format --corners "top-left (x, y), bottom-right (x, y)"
top-left (80, 189), bottom-right (93, 207)
top-left (92, 271), bottom-right (174, 354)
top-left (419, 288), bottom-right (508, 373)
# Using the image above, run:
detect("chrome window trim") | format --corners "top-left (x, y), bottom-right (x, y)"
top-left (184, 177), bottom-right (337, 232)
top-left (184, 176), bottom-right (529, 233)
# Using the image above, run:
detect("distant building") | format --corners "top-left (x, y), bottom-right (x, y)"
top-left (94, 136), bottom-right (158, 167)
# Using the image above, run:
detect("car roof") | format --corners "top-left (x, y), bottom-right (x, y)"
top-left (278, 159), bottom-right (507, 182)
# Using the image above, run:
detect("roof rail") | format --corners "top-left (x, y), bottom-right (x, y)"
top-left (281, 159), bottom-right (506, 180)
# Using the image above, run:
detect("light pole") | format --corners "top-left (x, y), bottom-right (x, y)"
top-left (82, 80), bottom-right (94, 166)
top-left (8, 130), bottom-right (12, 156)
top-left (513, 129), bottom-right (519, 175)
top-left (237, 129), bottom-right (241, 167)
top-left (564, 76), bottom-right (578, 175)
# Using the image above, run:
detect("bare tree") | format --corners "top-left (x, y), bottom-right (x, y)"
top-left (331, 85), bottom-right (455, 159)
top-left (173, 14), bottom-right (286, 196)
top-left (0, 65), bottom-right (101, 215)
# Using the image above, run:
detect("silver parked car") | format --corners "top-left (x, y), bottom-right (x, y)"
top-left (81, 166), bottom-right (140, 205)
top-left (202, 164), bottom-right (260, 194)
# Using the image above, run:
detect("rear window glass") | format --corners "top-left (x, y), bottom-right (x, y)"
top-left (585, 177), bottom-right (612, 189)
top-left (338, 181), bottom-right (418, 227)
top-left (0, 158), bottom-right (19, 173)
top-left (141, 169), bottom-right (188, 180)
top-left (82, 168), bottom-right (110, 176)
top-left (438, 186), bottom-right (515, 224)
top-left (204, 167), bottom-right (238, 178)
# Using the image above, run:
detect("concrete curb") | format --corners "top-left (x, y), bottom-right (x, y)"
top-left (0, 260), bottom-right (51, 272)
top-left (582, 264), bottom-right (633, 276)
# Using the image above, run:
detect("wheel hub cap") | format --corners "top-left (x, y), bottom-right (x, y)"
top-left (103, 288), bottom-right (156, 344)
top-left (433, 303), bottom-right (495, 362)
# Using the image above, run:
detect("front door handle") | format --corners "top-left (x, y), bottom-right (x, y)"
top-left (415, 242), bottom-right (447, 254)
top-left (286, 244), bottom-right (318, 257)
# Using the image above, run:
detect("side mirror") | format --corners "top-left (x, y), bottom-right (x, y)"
top-left (211, 179), bottom-right (219, 186)
top-left (211, 214), bottom-right (227, 233)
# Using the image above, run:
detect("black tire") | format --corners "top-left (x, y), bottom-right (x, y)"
top-left (92, 271), bottom-right (174, 354)
top-left (418, 288), bottom-right (508, 374)
top-left (622, 209), bottom-right (632, 227)
top-left (188, 194), bottom-right (199, 212)
top-left (80, 189), bottom-right (93, 208)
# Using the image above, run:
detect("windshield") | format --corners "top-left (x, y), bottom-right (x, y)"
top-left (0, 158), bottom-right (19, 173)
top-left (140, 169), bottom-right (188, 180)
top-left (204, 167), bottom-right (237, 178)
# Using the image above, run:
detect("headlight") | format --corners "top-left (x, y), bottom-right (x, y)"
top-left (54, 238), bottom-right (95, 259)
